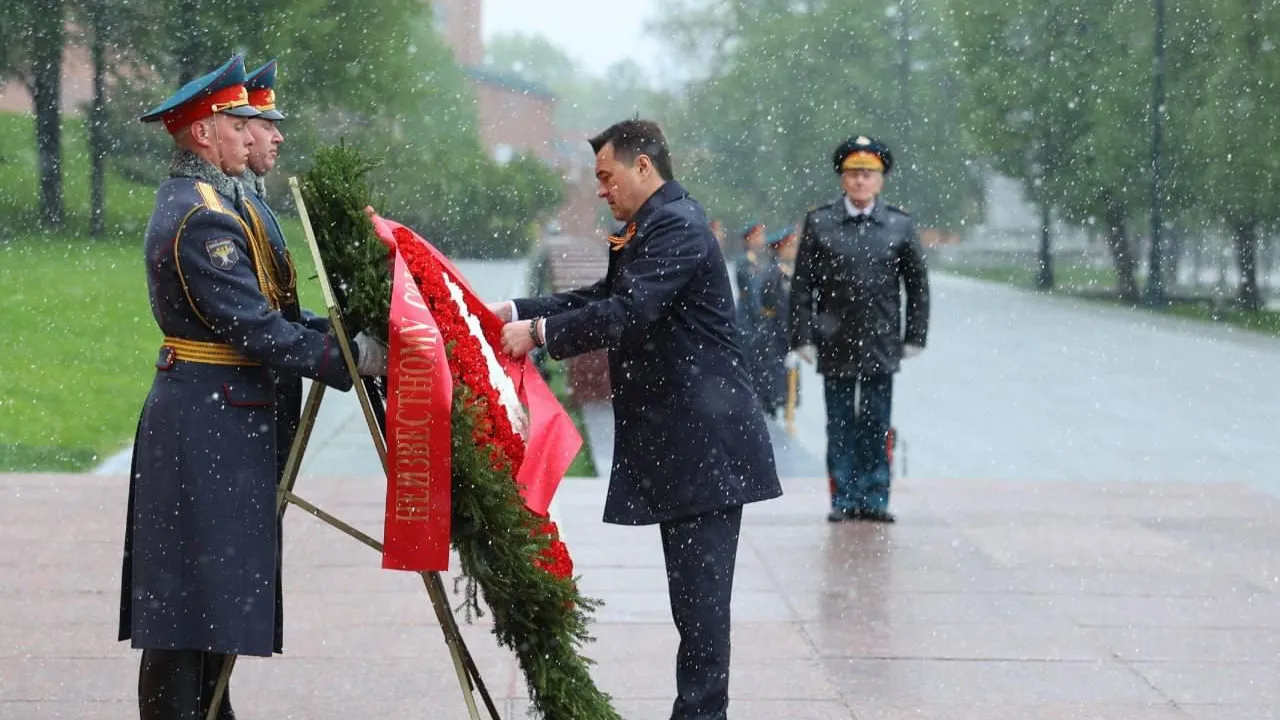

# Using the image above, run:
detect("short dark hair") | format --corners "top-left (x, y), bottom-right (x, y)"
top-left (588, 119), bottom-right (675, 181)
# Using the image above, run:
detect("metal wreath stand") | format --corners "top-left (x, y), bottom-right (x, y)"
top-left (204, 177), bottom-right (500, 720)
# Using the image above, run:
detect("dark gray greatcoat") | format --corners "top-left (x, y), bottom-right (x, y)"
top-left (789, 196), bottom-right (930, 377)
top-left (118, 153), bottom-right (353, 658)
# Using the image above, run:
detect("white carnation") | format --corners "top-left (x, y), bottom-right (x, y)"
top-left (442, 272), bottom-right (529, 440)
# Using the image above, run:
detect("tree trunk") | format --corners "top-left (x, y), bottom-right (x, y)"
top-left (88, 0), bottom-right (107, 238)
top-left (1102, 194), bottom-right (1140, 304)
top-left (175, 0), bottom-right (204, 86)
top-left (1233, 218), bottom-right (1261, 311)
top-left (30, 1), bottom-right (65, 230)
top-left (1036, 201), bottom-right (1054, 289)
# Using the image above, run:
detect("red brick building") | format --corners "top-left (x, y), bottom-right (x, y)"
top-left (432, 0), bottom-right (603, 240)
top-left (434, 0), bottom-right (611, 400)
top-left (0, 40), bottom-right (94, 115)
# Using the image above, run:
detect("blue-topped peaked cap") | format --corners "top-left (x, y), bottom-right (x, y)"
top-left (768, 226), bottom-right (796, 245)
top-left (245, 59), bottom-right (285, 121)
top-left (140, 54), bottom-right (260, 134)
top-left (740, 221), bottom-right (764, 239)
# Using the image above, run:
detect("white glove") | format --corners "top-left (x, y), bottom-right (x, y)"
top-left (903, 344), bottom-right (923, 360)
top-left (784, 351), bottom-right (800, 370)
top-left (795, 344), bottom-right (816, 364)
top-left (486, 301), bottom-right (515, 323)
top-left (353, 332), bottom-right (388, 376)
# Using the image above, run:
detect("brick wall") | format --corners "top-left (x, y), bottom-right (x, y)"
top-left (474, 82), bottom-right (556, 163)
top-left (0, 41), bottom-right (95, 115)
top-left (430, 0), bottom-right (484, 67)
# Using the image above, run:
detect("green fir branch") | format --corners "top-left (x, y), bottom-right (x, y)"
top-left (299, 142), bottom-right (620, 720)
top-left (299, 142), bottom-right (391, 343)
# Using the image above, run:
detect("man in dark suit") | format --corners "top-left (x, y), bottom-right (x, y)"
top-left (492, 119), bottom-right (782, 720)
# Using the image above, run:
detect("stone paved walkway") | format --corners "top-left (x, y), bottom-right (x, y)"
top-left (4, 468), bottom-right (1280, 719)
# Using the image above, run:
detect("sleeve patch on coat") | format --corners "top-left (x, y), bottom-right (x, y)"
top-left (206, 238), bottom-right (240, 270)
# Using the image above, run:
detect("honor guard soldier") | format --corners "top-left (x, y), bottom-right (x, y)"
top-left (237, 59), bottom-right (328, 479)
top-left (733, 221), bottom-right (767, 313)
top-left (747, 226), bottom-right (800, 418)
top-left (118, 54), bottom-right (387, 720)
top-left (789, 136), bottom-right (930, 523)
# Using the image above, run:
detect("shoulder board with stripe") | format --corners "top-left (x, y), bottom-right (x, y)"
top-left (194, 182), bottom-right (235, 216)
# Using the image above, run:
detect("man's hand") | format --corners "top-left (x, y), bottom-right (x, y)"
top-left (501, 320), bottom-right (537, 358)
top-left (353, 332), bottom-right (388, 376)
top-left (487, 301), bottom-right (514, 323)
top-left (903, 344), bottom-right (923, 360)
top-left (784, 351), bottom-right (800, 370)
top-left (794, 344), bottom-right (816, 364)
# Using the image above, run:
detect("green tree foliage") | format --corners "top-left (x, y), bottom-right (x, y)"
top-left (2, 0), bottom-right (67, 229)
top-left (1183, 0), bottom-right (1280, 309)
top-left (952, 0), bottom-right (1188, 302)
top-left (651, 0), bottom-right (976, 235)
top-left (2, 0), bottom-right (563, 257)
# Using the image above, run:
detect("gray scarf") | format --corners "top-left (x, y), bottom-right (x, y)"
top-left (169, 149), bottom-right (243, 203)
top-left (238, 168), bottom-right (268, 201)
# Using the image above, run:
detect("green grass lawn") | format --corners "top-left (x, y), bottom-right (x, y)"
top-left (938, 257), bottom-right (1280, 338)
top-left (0, 218), bottom-right (321, 472)
top-left (1, 111), bottom-right (161, 470)
top-left (939, 259), bottom-right (1117, 293)
top-left (0, 109), bottom-right (323, 471)
top-left (0, 237), bottom-right (156, 470)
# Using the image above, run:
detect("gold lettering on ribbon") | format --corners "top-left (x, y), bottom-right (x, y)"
top-left (392, 308), bottom-right (444, 522)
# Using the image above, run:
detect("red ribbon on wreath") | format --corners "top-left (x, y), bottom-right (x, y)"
top-left (369, 212), bottom-right (584, 577)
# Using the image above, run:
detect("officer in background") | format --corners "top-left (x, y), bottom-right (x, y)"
top-left (789, 136), bottom-right (929, 523)
top-left (733, 221), bottom-right (767, 382)
top-left (748, 226), bottom-right (799, 418)
top-left (118, 54), bottom-right (386, 719)
top-left (733, 221), bottom-right (767, 309)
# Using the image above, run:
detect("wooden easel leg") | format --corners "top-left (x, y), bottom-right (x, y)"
top-left (280, 491), bottom-right (500, 719)
top-left (424, 571), bottom-right (503, 719)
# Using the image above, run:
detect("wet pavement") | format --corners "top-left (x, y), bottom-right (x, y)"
top-left (4, 470), bottom-right (1279, 718)
top-left (10, 263), bottom-right (1280, 717)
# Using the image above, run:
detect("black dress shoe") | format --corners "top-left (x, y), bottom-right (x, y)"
top-left (860, 509), bottom-right (896, 523)
top-left (826, 508), bottom-right (859, 522)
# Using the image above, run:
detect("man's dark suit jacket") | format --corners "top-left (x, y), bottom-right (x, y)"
top-left (515, 181), bottom-right (782, 525)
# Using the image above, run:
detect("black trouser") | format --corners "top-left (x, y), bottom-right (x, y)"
top-left (138, 649), bottom-right (235, 720)
top-left (660, 505), bottom-right (743, 720)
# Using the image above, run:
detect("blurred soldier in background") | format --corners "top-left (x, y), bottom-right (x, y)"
top-left (748, 225), bottom-right (800, 418)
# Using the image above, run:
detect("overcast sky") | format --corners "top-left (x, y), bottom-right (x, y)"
top-left (481, 0), bottom-right (665, 79)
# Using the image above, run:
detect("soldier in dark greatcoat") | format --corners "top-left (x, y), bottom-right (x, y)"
top-left (789, 135), bottom-right (929, 524)
top-left (236, 59), bottom-right (331, 476)
top-left (118, 54), bottom-right (387, 720)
